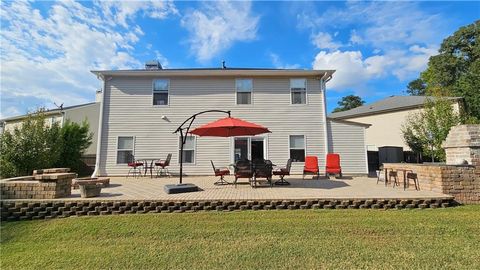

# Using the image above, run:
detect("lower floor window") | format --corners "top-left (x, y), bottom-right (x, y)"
top-left (117, 136), bottom-right (134, 164)
top-left (179, 136), bottom-right (196, 163)
top-left (289, 135), bottom-right (305, 162)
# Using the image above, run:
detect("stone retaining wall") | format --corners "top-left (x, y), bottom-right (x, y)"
top-left (383, 125), bottom-right (480, 204)
top-left (0, 168), bottom-right (76, 199)
top-left (0, 198), bottom-right (454, 221)
top-left (383, 163), bottom-right (479, 204)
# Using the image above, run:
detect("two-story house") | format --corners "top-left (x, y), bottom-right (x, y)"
top-left (91, 63), bottom-right (369, 177)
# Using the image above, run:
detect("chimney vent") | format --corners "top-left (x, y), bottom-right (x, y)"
top-left (145, 60), bottom-right (162, 70)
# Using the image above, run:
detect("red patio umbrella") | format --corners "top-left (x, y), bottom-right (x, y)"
top-left (189, 116), bottom-right (270, 137)
top-left (167, 110), bottom-right (271, 193)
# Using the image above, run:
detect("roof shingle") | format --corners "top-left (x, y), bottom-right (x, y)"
top-left (329, 95), bottom-right (462, 119)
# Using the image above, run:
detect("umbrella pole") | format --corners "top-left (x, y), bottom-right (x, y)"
top-left (179, 130), bottom-right (184, 184)
top-left (174, 110), bottom-right (231, 185)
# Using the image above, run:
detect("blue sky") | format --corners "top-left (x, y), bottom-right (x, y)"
top-left (1, 1), bottom-right (478, 118)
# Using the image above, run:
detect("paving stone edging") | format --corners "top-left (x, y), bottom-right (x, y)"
top-left (0, 197), bottom-right (456, 222)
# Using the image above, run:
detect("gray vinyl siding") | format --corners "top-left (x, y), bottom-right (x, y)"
top-left (99, 76), bottom-right (327, 176)
top-left (327, 120), bottom-right (368, 174)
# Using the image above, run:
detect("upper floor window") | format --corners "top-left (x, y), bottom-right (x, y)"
top-left (290, 78), bottom-right (307, 104)
top-left (153, 79), bottom-right (169, 105)
top-left (236, 79), bottom-right (252, 105)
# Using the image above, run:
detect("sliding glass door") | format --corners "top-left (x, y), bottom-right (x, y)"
top-left (233, 137), bottom-right (267, 162)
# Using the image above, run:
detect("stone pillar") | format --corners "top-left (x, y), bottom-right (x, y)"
top-left (442, 125), bottom-right (480, 167)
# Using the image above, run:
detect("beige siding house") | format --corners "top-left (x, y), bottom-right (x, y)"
top-left (329, 96), bottom-right (462, 151)
top-left (92, 67), bottom-right (369, 177)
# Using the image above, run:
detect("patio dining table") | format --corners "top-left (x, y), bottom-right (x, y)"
top-left (230, 162), bottom-right (277, 187)
top-left (383, 166), bottom-right (413, 190)
top-left (139, 158), bottom-right (158, 178)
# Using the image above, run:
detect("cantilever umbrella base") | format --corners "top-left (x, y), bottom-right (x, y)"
top-left (164, 183), bottom-right (199, 194)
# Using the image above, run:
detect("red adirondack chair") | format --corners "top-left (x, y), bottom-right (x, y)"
top-left (326, 153), bottom-right (342, 179)
top-left (303, 156), bottom-right (320, 179)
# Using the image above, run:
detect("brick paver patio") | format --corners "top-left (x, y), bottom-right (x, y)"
top-left (65, 175), bottom-right (452, 201)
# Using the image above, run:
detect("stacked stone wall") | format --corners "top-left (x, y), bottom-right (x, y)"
top-left (0, 168), bottom-right (75, 200)
top-left (0, 198), bottom-right (455, 221)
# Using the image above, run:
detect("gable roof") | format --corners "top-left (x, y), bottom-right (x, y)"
top-left (329, 95), bottom-right (462, 119)
top-left (1, 102), bottom-right (97, 122)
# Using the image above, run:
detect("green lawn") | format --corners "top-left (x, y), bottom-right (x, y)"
top-left (1, 206), bottom-right (480, 269)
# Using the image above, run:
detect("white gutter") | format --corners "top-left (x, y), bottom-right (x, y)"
top-left (320, 72), bottom-right (331, 159)
top-left (91, 75), bottom-right (110, 178)
top-left (91, 69), bottom-right (335, 78)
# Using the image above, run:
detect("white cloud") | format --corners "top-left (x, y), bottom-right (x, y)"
top-left (311, 32), bottom-right (342, 50)
top-left (304, 1), bottom-right (445, 91)
top-left (304, 2), bottom-right (447, 49)
top-left (349, 30), bottom-right (363, 45)
top-left (269, 53), bottom-right (300, 69)
top-left (96, 0), bottom-right (178, 27)
top-left (181, 1), bottom-right (259, 62)
top-left (313, 50), bottom-right (384, 90)
top-left (313, 46), bottom-right (436, 90)
top-left (0, 1), bottom-right (174, 118)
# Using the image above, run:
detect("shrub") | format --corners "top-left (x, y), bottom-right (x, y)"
top-left (55, 120), bottom-right (93, 173)
top-left (0, 110), bottom-right (92, 178)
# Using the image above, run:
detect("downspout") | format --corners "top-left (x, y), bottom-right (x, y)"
top-left (91, 75), bottom-right (110, 178)
top-left (320, 72), bottom-right (332, 159)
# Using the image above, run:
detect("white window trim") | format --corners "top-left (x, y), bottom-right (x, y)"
top-left (178, 135), bottom-right (196, 165)
top-left (288, 134), bottom-right (307, 162)
top-left (116, 136), bottom-right (135, 165)
top-left (235, 78), bottom-right (253, 105)
top-left (290, 78), bottom-right (308, 105)
top-left (152, 79), bottom-right (170, 107)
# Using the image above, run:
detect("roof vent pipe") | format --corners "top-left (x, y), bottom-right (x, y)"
top-left (145, 60), bottom-right (162, 70)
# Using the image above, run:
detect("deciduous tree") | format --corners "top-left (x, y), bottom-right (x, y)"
top-left (332, 95), bottom-right (365, 113)
top-left (408, 20), bottom-right (479, 120)
top-left (401, 98), bottom-right (461, 162)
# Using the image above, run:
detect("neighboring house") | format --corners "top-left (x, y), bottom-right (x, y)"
top-left (91, 64), bottom-right (370, 177)
top-left (1, 101), bottom-right (100, 163)
top-left (329, 95), bottom-right (462, 152)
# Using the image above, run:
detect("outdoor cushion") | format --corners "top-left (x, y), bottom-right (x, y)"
top-left (128, 162), bottom-right (143, 167)
top-left (215, 169), bottom-right (230, 175)
top-left (304, 156), bottom-right (319, 173)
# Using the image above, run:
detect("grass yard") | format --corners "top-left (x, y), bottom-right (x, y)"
top-left (1, 206), bottom-right (480, 269)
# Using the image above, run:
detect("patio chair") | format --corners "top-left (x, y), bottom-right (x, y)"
top-left (388, 170), bottom-right (399, 187)
top-left (376, 166), bottom-right (387, 185)
top-left (273, 159), bottom-right (292, 185)
top-left (252, 159), bottom-right (273, 188)
top-left (234, 159), bottom-right (253, 188)
top-left (127, 154), bottom-right (144, 178)
top-left (406, 171), bottom-right (420, 191)
top-left (303, 156), bottom-right (320, 179)
top-left (155, 153), bottom-right (172, 177)
top-left (211, 160), bottom-right (230, 185)
top-left (325, 153), bottom-right (342, 179)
